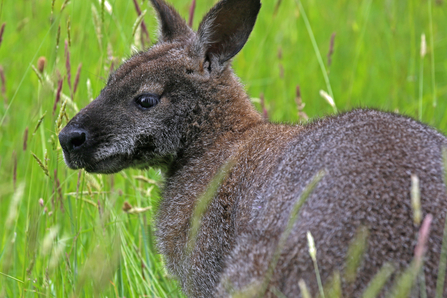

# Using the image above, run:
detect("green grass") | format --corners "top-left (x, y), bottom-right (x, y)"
top-left (0, 0), bottom-right (446, 296)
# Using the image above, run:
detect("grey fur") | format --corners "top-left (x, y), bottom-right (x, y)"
top-left (58, 0), bottom-right (447, 297)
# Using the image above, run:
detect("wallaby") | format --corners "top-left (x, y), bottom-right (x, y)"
top-left (58, 0), bottom-right (447, 297)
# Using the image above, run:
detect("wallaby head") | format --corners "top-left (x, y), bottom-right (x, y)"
top-left (59, 0), bottom-right (262, 174)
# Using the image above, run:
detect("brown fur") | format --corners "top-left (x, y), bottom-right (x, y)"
top-left (59, 0), bottom-right (447, 297)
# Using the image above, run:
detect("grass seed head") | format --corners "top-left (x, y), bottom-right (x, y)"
top-left (54, 169), bottom-right (65, 212)
top-left (56, 100), bottom-right (67, 132)
top-left (31, 152), bottom-right (49, 177)
top-left (295, 85), bottom-right (309, 121)
top-left (388, 215), bottom-right (433, 297)
top-left (23, 127), bottom-right (28, 151)
top-left (101, 0), bottom-right (105, 23)
top-left (85, 172), bottom-right (102, 191)
top-left (411, 174), bottom-right (422, 225)
top-left (188, 0), bottom-right (197, 27)
top-left (67, 17), bottom-right (71, 47)
top-left (327, 32), bottom-right (336, 67)
top-left (122, 201), bottom-right (132, 212)
top-left (123, 204), bottom-right (152, 214)
top-left (65, 40), bottom-right (71, 90)
top-left (51, 0), bottom-right (55, 22)
top-left (12, 150), bottom-right (17, 189)
top-left (415, 214), bottom-right (433, 267)
top-left (307, 231), bottom-right (317, 261)
top-left (420, 33), bottom-right (427, 58)
top-left (33, 111), bottom-right (46, 135)
top-left (73, 63), bottom-right (82, 97)
top-left (37, 56), bottom-right (47, 73)
top-left (274, 0), bottom-right (283, 15)
top-left (319, 89), bottom-right (337, 112)
top-left (87, 78), bottom-right (93, 102)
top-left (56, 25), bottom-right (61, 50)
top-left (60, 0), bottom-right (70, 13)
top-left (53, 79), bottom-right (63, 115)
top-left (134, 175), bottom-right (158, 185)
top-left (0, 65), bottom-right (6, 98)
top-left (100, 0), bottom-right (113, 14)
top-left (0, 23), bottom-right (6, 48)
top-left (260, 93), bottom-right (268, 120)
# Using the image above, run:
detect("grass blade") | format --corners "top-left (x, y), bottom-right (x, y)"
top-left (259, 170), bottom-right (325, 296)
top-left (295, 0), bottom-right (335, 103)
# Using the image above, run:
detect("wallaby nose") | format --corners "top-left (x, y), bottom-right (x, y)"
top-left (59, 127), bottom-right (88, 152)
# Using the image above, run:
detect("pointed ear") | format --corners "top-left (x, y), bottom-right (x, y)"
top-left (150, 0), bottom-right (193, 42)
top-left (194, 0), bottom-right (261, 68)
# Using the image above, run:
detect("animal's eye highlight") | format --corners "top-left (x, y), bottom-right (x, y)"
top-left (135, 93), bottom-right (160, 110)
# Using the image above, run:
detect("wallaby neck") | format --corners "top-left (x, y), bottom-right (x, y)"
top-left (167, 80), bottom-right (264, 178)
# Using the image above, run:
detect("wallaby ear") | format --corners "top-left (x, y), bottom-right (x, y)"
top-left (150, 0), bottom-right (193, 42)
top-left (194, 0), bottom-right (261, 69)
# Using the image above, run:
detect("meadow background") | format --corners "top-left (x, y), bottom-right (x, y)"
top-left (0, 0), bottom-right (446, 297)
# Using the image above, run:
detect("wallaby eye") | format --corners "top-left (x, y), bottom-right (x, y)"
top-left (135, 93), bottom-right (160, 110)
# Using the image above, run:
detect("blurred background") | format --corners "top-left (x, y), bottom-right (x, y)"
top-left (0, 0), bottom-right (446, 296)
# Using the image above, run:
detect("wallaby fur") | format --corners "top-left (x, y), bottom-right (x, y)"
top-left (59, 0), bottom-right (447, 297)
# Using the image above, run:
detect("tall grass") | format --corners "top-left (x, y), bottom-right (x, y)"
top-left (0, 0), bottom-right (446, 296)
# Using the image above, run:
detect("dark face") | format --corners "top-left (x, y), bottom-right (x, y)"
top-left (59, 43), bottom-right (201, 174)
top-left (59, 0), bottom-right (260, 174)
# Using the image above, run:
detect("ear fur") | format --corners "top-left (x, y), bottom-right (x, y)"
top-left (150, 0), bottom-right (193, 42)
top-left (194, 0), bottom-right (261, 70)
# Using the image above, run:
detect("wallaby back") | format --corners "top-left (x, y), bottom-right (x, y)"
top-left (59, 0), bottom-right (447, 297)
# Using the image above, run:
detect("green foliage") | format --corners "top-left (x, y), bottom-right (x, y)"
top-left (0, 0), bottom-right (446, 296)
